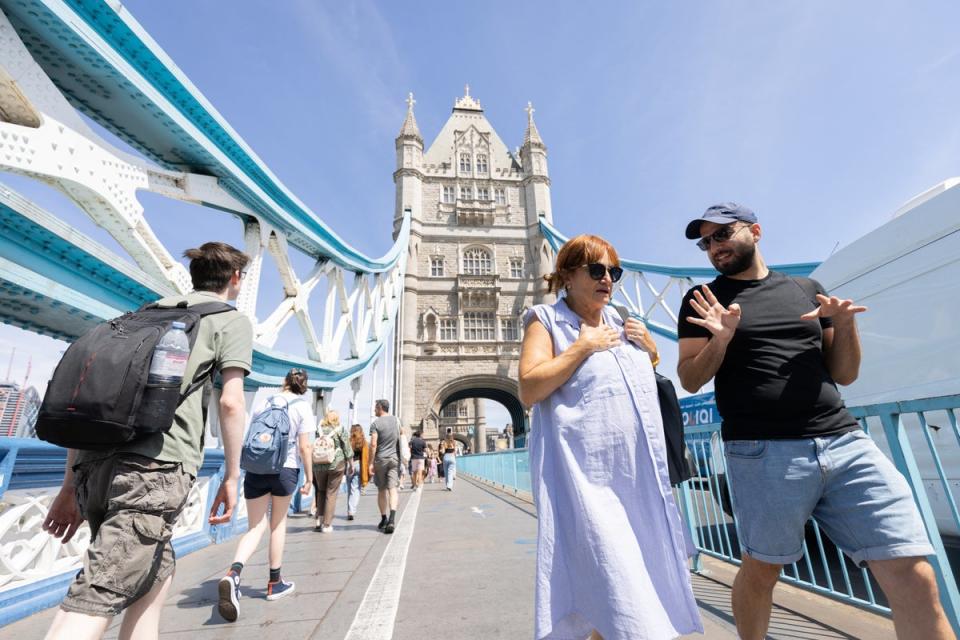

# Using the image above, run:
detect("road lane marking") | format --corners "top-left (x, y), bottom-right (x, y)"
top-left (344, 489), bottom-right (422, 639)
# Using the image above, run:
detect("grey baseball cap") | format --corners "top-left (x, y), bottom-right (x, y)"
top-left (685, 202), bottom-right (758, 239)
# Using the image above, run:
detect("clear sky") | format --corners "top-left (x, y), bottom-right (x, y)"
top-left (3, 1), bottom-right (960, 429)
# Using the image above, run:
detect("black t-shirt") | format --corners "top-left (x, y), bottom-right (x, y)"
top-left (678, 270), bottom-right (858, 441)
top-left (409, 436), bottom-right (427, 460)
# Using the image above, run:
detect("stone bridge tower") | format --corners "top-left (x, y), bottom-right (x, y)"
top-left (393, 87), bottom-right (555, 450)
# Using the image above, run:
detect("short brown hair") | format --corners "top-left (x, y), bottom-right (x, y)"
top-left (183, 242), bottom-right (250, 293)
top-left (544, 234), bottom-right (620, 294)
top-left (283, 368), bottom-right (308, 395)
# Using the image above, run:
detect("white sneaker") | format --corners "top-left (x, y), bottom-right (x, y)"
top-left (321, 524), bottom-right (334, 533)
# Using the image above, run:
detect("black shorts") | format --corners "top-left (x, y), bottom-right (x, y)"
top-left (243, 467), bottom-right (300, 498)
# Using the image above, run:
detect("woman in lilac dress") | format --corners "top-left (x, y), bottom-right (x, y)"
top-left (519, 234), bottom-right (702, 640)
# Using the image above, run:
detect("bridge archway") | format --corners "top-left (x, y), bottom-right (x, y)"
top-left (422, 374), bottom-right (527, 452)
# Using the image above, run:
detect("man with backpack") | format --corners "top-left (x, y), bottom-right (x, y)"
top-left (677, 203), bottom-right (950, 640)
top-left (368, 399), bottom-right (401, 534)
top-left (40, 242), bottom-right (253, 640)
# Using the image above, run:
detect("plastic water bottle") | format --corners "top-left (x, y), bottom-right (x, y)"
top-left (147, 321), bottom-right (190, 385)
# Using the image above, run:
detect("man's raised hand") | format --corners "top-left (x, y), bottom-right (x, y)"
top-left (687, 285), bottom-right (741, 341)
top-left (800, 294), bottom-right (867, 324)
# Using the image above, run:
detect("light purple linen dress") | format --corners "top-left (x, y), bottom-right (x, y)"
top-left (526, 299), bottom-right (702, 640)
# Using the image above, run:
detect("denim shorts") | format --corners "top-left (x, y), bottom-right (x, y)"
top-left (724, 429), bottom-right (933, 566)
top-left (243, 467), bottom-right (300, 498)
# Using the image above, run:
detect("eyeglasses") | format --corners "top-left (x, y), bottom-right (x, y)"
top-left (579, 263), bottom-right (624, 283)
top-left (696, 224), bottom-right (750, 251)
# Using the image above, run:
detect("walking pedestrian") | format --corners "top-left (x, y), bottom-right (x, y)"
top-left (441, 428), bottom-right (458, 491)
top-left (408, 430), bottom-right (427, 490)
top-left (217, 368), bottom-right (314, 621)
top-left (42, 242), bottom-right (254, 639)
top-left (678, 203), bottom-right (949, 640)
top-left (311, 410), bottom-right (353, 532)
top-left (425, 444), bottom-right (439, 484)
top-left (346, 423), bottom-right (368, 521)
top-left (519, 233), bottom-right (702, 639)
top-left (369, 399), bottom-right (401, 534)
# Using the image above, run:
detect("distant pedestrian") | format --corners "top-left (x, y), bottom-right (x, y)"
top-left (441, 428), bottom-right (458, 491)
top-left (346, 423), bottom-right (368, 520)
top-left (519, 234), bottom-right (702, 639)
top-left (369, 399), bottom-right (401, 533)
top-left (218, 367), bottom-right (314, 622)
top-left (409, 430), bottom-right (427, 490)
top-left (311, 410), bottom-right (353, 532)
top-left (425, 445), bottom-right (439, 484)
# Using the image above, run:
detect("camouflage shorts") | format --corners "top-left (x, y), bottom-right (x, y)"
top-left (62, 454), bottom-right (192, 617)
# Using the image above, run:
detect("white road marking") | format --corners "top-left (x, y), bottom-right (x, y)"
top-left (344, 488), bottom-right (422, 639)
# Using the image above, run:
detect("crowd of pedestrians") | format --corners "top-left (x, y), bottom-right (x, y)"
top-left (37, 200), bottom-right (956, 640)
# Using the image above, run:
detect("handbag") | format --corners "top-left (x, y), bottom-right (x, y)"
top-left (613, 303), bottom-right (696, 486)
top-left (655, 372), bottom-right (697, 486)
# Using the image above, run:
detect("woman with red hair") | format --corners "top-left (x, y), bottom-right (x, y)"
top-left (519, 235), bottom-right (701, 640)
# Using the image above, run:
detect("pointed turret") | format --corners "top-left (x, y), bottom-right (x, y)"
top-left (398, 92), bottom-right (423, 142)
top-left (520, 102), bottom-right (549, 179)
top-left (522, 102), bottom-right (545, 149)
top-left (395, 92), bottom-right (424, 231)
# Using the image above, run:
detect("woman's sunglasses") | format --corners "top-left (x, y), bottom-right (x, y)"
top-left (696, 224), bottom-right (750, 251)
top-left (579, 263), bottom-right (624, 283)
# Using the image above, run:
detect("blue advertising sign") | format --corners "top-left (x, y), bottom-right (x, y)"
top-left (679, 392), bottom-right (719, 428)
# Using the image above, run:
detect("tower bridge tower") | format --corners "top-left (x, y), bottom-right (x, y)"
top-left (394, 87), bottom-right (555, 450)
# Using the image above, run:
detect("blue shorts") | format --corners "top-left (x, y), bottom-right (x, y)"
top-left (243, 467), bottom-right (300, 499)
top-left (724, 429), bottom-right (933, 566)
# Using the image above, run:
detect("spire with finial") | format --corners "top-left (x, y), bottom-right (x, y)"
top-left (398, 91), bottom-right (422, 141)
top-left (453, 83), bottom-right (483, 111)
top-left (523, 101), bottom-right (545, 148)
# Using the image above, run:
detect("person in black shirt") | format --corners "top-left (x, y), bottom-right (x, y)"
top-left (677, 203), bottom-right (948, 640)
top-left (409, 431), bottom-right (427, 490)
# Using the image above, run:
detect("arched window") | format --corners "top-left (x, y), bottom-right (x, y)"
top-left (462, 247), bottom-right (493, 275)
top-left (460, 153), bottom-right (471, 173)
top-left (476, 154), bottom-right (488, 173)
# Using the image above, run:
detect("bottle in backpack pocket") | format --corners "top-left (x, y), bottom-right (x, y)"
top-left (138, 321), bottom-right (191, 432)
top-left (147, 322), bottom-right (190, 384)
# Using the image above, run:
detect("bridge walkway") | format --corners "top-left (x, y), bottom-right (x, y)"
top-left (1, 478), bottom-right (895, 639)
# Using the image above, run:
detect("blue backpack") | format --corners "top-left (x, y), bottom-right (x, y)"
top-left (240, 396), bottom-right (302, 475)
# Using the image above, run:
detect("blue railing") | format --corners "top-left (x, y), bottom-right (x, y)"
top-left (460, 394), bottom-right (960, 635)
top-left (0, 439), bottom-right (248, 626)
top-left (457, 448), bottom-right (532, 495)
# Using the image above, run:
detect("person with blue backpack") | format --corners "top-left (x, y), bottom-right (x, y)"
top-left (217, 368), bottom-right (315, 622)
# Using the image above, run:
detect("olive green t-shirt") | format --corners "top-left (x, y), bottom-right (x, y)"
top-left (75, 291), bottom-right (253, 476)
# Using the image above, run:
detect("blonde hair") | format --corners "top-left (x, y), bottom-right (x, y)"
top-left (544, 234), bottom-right (620, 294)
top-left (320, 409), bottom-right (340, 427)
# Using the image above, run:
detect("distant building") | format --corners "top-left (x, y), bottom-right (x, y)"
top-left (0, 382), bottom-right (41, 438)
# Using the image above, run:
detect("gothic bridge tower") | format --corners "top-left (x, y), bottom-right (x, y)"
top-left (393, 87), bottom-right (555, 451)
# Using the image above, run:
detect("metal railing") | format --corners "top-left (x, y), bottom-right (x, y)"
top-left (460, 393), bottom-right (960, 634)
top-left (457, 448), bottom-right (532, 495)
top-left (0, 439), bottom-right (249, 626)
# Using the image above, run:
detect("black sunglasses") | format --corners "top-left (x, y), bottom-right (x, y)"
top-left (579, 263), bottom-right (624, 283)
top-left (696, 224), bottom-right (750, 251)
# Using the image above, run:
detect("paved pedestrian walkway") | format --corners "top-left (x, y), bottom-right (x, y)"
top-left (1, 477), bottom-right (896, 639)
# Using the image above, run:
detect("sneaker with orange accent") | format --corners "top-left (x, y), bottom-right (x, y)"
top-left (266, 579), bottom-right (296, 601)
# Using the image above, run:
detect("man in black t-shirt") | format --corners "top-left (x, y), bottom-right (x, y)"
top-left (677, 203), bottom-right (947, 640)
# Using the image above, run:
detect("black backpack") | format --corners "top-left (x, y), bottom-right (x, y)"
top-left (36, 300), bottom-right (236, 450)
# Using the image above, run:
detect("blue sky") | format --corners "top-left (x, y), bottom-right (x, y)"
top-left (3, 1), bottom-right (960, 428)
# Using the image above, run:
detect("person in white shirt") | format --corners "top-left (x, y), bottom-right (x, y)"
top-left (217, 368), bottom-right (315, 621)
